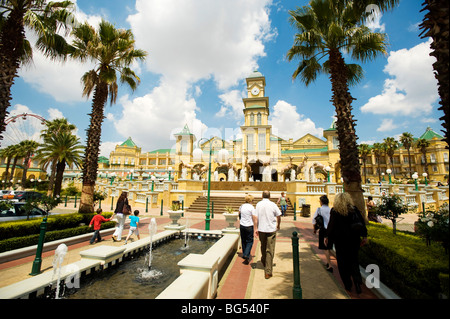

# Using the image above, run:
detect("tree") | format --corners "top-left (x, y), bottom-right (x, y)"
top-left (39, 117), bottom-right (77, 195)
top-left (419, 0), bottom-right (449, 149)
top-left (0, 144), bottom-right (15, 181)
top-left (372, 142), bottom-right (385, 182)
top-left (8, 143), bottom-right (23, 184)
top-left (18, 139), bottom-right (39, 187)
top-left (0, 0), bottom-right (75, 142)
top-left (383, 137), bottom-right (399, 178)
top-left (399, 132), bottom-right (414, 178)
top-left (358, 143), bottom-right (371, 183)
top-left (416, 138), bottom-right (431, 175)
top-left (287, 0), bottom-right (388, 217)
top-left (68, 20), bottom-right (146, 213)
top-left (35, 132), bottom-right (83, 197)
top-left (375, 194), bottom-right (409, 235)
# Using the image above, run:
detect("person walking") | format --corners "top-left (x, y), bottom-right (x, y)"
top-left (124, 210), bottom-right (140, 244)
top-left (89, 208), bottom-right (112, 244)
top-left (325, 193), bottom-right (368, 294)
top-left (312, 195), bottom-right (333, 272)
top-left (239, 195), bottom-right (256, 265)
top-left (112, 191), bottom-right (131, 241)
top-left (277, 192), bottom-right (288, 216)
top-left (254, 190), bottom-right (282, 279)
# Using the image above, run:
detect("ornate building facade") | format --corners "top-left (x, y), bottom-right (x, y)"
top-left (97, 71), bottom-right (448, 184)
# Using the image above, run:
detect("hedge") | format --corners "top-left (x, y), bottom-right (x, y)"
top-left (0, 212), bottom-right (113, 240)
top-left (0, 221), bottom-right (116, 253)
top-left (360, 222), bottom-right (449, 299)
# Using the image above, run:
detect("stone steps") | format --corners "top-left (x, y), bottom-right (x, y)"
top-left (186, 196), bottom-right (294, 215)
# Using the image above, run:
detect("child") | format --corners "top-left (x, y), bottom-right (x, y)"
top-left (124, 210), bottom-right (140, 244)
top-left (89, 208), bottom-right (112, 244)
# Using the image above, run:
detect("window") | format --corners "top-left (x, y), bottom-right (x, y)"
top-left (257, 113), bottom-right (262, 125)
top-left (430, 153), bottom-right (436, 163)
top-left (258, 133), bottom-right (266, 151)
top-left (250, 113), bottom-right (254, 126)
top-left (332, 136), bottom-right (339, 149)
top-left (159, 159), bottom-right (166, 165)
top-left (247, 134), bottom-right (254, 151)
top-left (444, 153), bottom-right (448, 162)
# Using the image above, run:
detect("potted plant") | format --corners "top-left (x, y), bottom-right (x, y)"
top-left (167, 201), bottom-right (183, 226)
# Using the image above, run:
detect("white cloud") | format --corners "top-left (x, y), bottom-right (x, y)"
top-left (128, 0), bottom-right (274, 90)
top-left (365, 7), bottom-right (385, 32)
top-left (215, 90), bottom-right (245, 120)
top-left (269, 100), bottom-right (323, 140)
top-left (376, 118), bottom-right (398, 132)
top-left (361, 39), bottom-right (438, 116)
top-left (112, 0), bottom-right (275, 151)
top-left (47, 108), bottom-right (64, 120)
top-left (99, 141), bottom-right (122, 158)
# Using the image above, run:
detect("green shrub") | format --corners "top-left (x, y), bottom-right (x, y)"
top-left (360, 222), bottom-right (449, 299)
top-left (0, 212), bottom-right (113, 240)
top-left (0, 221), bottom-right (115, 253)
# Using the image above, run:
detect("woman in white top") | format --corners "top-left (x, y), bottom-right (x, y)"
top-left (239, 195), bottom-right (256, 265)
top-left (312, 195), bottom-right (333, 272)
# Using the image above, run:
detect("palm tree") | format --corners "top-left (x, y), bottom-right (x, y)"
top-left (372, 142), bottom-right (385, 182)
top-left (8, 143), bottom-right (23, 184)
top-left (358, 143), bottom-right (371, 183)
top-left (18, 140), bottom-right (39, 187)
top-left (68, 20), bottom-right (147, 213)
top-left (39, 117), bottom-right (77, 196)
top-left (35, 132), bottom-right (83, 197)
top-left (287, 0), bottom-right (388, 216)
top-left (0, 144), bottom-right (15, 181)
top-left (0, 0), bottom-right (75, 142)
top-left (416, 138), bottom-right (431, 176)
top-left (383, 137), bottom-right (399, 178)
top-left (399, 132), bottom-right (414, 178)
top-left (419, 0), bottom-right (449, 149)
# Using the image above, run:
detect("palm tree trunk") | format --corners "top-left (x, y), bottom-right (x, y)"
top-left (420, 0), bottom-right (449, 148)
top-left (53, 159), bottom-right (66, 197)
top-left (407, 148), bottom-right (412, 178)
top-left (79, 83), bottom-right (108, 214)
top-left (328, 48), bottom-right (366, 220)
top-left (0, 7), bottom-right (25, 141)
top-left (47, 160), bottom-right (57, 196)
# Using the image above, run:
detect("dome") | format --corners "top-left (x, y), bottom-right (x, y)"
top-left (248, 70), bottom-right (263, 78)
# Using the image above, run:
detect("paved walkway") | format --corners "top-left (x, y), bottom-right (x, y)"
top-left (0, 203), bottom-right (418, 299)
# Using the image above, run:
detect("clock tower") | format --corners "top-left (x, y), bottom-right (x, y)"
top-left (240, 70), bottom-right (275, 180)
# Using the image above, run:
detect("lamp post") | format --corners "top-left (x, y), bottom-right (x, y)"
top-left (129, 169), bottom-right (134, 181)
top-left (412, 172), bottom-right (419, 191)
top-left (110, 172), bottom-right (116, 185)
top-left (381, 172), bottom-right (385, 182)
top-left (168, 167), bottom-right (173, 181)
top-left (386, 169), bottom-right (392, 184)
top-left (422, 172), bottom-right (428, 186)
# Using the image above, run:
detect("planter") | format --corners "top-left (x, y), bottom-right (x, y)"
top-left (167, 210), bottom-right (184, 226)
top-left (223, 212), bottom-right (239, 229)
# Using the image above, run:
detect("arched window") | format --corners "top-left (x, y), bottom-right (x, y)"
top-left (257, 113), bottom-right (262, 125)
top-left (250, 113), bottom-right (254, 126)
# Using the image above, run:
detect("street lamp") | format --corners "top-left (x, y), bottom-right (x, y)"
top-left (381, 172), bottom-right (385, 182)
top-left (386, 169), bottom-right (392, 184)
top-left (412, 172), bottom-right (419, 191)
top-left (168, 167), bottom-right (172, 181)
top-left (110, 172), bottom-right (116, 185)
top-left (129, 169), bottom-right (134, 181)
top-left (422, 172), bottom-right (428, 186)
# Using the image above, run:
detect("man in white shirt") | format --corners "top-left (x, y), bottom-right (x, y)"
top-left (253, 190), bottom-right (282, 279)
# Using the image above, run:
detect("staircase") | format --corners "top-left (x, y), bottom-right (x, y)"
top-left (186, 195), bottom-right (294, 216)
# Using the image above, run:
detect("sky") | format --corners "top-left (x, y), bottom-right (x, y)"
top-left (3, 0), bottom-right (443, 158)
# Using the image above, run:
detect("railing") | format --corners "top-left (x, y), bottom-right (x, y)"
top-left (306, 185), bottom-right (325, 194)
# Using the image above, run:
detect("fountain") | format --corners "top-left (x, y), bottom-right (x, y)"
top-left (52, 243), bottom-right (68, 299)
top-left (183, 216), bottom-right (190, 249)
top-left (148, 218), bottom-right (157, 269)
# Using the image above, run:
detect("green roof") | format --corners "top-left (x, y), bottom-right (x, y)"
top-left (174, 124), bottom-right (194, 136)
top-left (98, 156), bottom-right (109, 163)
top-left (120, 137), bottom-right (137, 147)
top-left (420, 127), bottom-right (443, 140)
top-left (248, 70), bottom-right (263, 78)
top-left (282, 147), bottom-right (328, 154)
top-left (147, 149), bottom-right (174, 154)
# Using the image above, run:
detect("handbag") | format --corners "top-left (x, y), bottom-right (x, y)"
top-left (314, 208), bottom-right (324, 230)
top-left (122, 203), bottom-right (131, 215)
top-left (350, 207), bottom-right (364, 235)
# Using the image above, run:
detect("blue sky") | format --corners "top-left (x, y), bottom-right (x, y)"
top-left (4, 0), bottom-right (442, 157)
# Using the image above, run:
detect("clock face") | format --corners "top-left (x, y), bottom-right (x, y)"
top-left (251, 87), bottom-right (260, 95)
